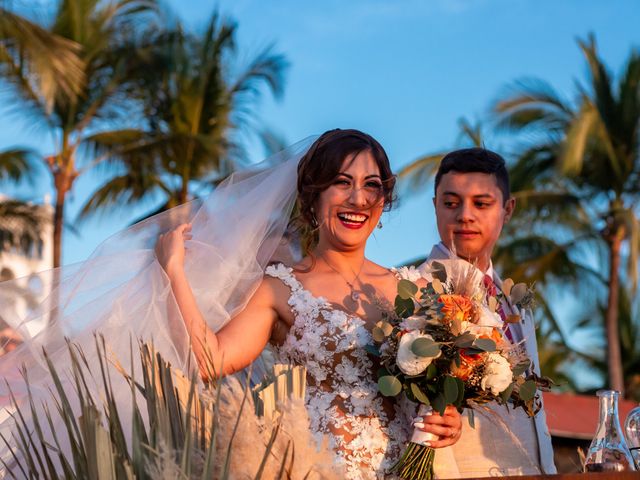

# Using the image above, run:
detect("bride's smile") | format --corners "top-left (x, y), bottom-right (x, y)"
top-left (315, 149), bottom-right (385, 251)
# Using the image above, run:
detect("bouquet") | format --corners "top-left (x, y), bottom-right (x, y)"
top-left (371, 260), bottom-right (552, 480)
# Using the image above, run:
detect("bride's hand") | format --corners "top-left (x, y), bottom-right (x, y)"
top-left (413, 405), bottom-right (462, 448)
top-left (155, 223), bottom-right (193, 274)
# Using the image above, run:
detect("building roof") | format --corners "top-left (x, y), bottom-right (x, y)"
top-left (543, 391), bottom-right (638, 440)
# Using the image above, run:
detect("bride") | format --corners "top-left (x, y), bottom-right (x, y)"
top-left (155, 129), bottom-right (461, 478)
top-left (0, 129), bottom-right (460, 478)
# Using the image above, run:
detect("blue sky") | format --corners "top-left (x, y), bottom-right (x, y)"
top-left (1, 0), bottom-right (638, 269)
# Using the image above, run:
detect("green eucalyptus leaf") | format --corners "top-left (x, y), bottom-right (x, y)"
top-left (472, 338), bottom-right (496, 352)
top-left (431, 262), bottom-right (448, 283)
top-left (364, 344), bottom-right (381, 357)
top-left (500, 382), bottom-right (515, 403)
top-left (455, 377), bottom-right (465, 405)
top-left (443, 376), bottom-right (459, 404)
top-left (510, 283), bottom-right (528, 304)
top-left (378, 376), bottom-right (402, 397)
top-left (432, 393), bottom-right (447, 415)
top-left (518, 380), bottom-right (537, 402)
top-left (395, 296), bottom-right (415, 318)
top-left (410, 383), bottom-right (430, 405)
top-left (426, 363), bottom-right (437, 380)
top-left (411, 337), bottom-right (441, 358)
top-left (454, 332), bottom-right (476, 348)
top-left (467, 409), bottom-right (475, 429)
top-left (431, 278), bottom-right (444, 294)
top-left (397, 279), bottom-right (419, 299)
top-left (512, 360), bottom-right (531, 377)
top-left (377, 321), bottom-right (394, 336)
top-left (371, 327), bottom-right (385, 343)
top-left (464, 347), bottom-right (484, 355)
top-left (502, 278), bottom-right (514, 296)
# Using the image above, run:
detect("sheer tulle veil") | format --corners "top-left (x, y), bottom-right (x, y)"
top-left (0, 136), bottom-right (316, 471)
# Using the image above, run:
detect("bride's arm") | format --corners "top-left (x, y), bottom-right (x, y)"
top-left (155, 223), bottom-right (278, 378)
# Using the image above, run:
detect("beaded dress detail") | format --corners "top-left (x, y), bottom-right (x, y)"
top-left (265, 264), bottom-right (411, 479)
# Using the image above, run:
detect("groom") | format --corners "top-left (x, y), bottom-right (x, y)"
top-left (423, 148), bottom-right (557, 477)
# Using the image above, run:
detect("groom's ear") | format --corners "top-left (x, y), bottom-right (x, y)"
top-left (503, 196), bottom-right (516, 223)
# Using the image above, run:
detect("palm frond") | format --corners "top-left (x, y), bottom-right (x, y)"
top-left (560, 100), bottom-right (599, 175)
top-left (396, 153), bottom-right (444, 194)
top-left (0, 6), bottom-right (85, 109)
top-left (512, 190), bottom-right (588, 226)
top-left (76, 172), bottom-right (168, 221)
top-left (0, 200), bottom-right (49, 256)
top-left (0, 149), bottom-right (38, 183)
top-left (229, 45), bottom-right (288, 101)
top-left (456, 117), bottom-right (483, 147)
top-left (508, 145), bottom-right (558, 191)
top-left (493, 78), bottom-right (573, 133)
top-left (494, 235), bottom-right (606, 289)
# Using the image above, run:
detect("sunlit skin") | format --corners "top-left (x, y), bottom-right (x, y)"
top-left (155, 150), bottom-right (463, 449)
top-left (314, 150), bottom-right (385, 255)
top-left (434, 171), bottom-right (515, 272)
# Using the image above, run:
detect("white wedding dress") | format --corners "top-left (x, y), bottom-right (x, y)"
top-left (266, 263), bottom-right (412, 479)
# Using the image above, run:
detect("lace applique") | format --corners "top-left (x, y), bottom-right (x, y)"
top-left (265, 264), bottom-right (412, 479)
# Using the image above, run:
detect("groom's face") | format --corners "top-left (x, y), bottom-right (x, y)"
top-left (434, 171), bottom-right (515, 271)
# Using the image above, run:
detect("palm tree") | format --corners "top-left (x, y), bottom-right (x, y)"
top-left (493, 34), bottom-right (640, 395)
top-left (0, 0), bottom-right (158, 267)
top-left (397, 117), bottom-right (484, 194)
top-left (0, 5), bottom-right (84, 110)
top-left (0, 149), bottom-right (48, 257)
top-left (77, 12), bottom-right (288, 222)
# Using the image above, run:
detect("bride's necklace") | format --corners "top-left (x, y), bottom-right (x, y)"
top-left (321, 254), bottom-right (365, 302)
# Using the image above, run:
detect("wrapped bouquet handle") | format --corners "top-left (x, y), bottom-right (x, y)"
top-left (411, 404), bottom-right (437, 446)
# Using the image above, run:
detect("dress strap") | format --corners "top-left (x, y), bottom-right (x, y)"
top-left (264, 263), bottom-right (303, 293)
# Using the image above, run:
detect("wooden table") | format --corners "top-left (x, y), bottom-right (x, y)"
top-left (443, 473), bottom-right (639, 479)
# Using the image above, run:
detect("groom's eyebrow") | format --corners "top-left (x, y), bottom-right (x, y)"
top-left (441, 192), bottom-right (496, 200)
top-left (473, 193), bottom-right (495, 199)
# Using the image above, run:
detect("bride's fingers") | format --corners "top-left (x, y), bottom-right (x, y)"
top-left (415, 422), bottom-right (461, 448)
top-left (413, 406), bottom-right (462, 448)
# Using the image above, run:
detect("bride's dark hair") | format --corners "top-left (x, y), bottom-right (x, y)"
top-left (293, 128), bottom-right (396, 254)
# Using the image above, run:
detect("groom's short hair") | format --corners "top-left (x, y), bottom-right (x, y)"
top-left (434, 147), bottom-right (510, 203)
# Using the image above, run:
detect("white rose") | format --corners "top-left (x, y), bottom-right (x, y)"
top-left (480, 352), bottom-right (512, 395)
top-left (396, 331), bottom-right (440, 376)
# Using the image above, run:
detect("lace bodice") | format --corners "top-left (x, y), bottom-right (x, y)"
top-left (265, 264), bottom-right (411, 479)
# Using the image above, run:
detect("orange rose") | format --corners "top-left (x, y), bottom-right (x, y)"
top-left (452, 351), bottom-right (483, 381)
top-left (438, 294), bottom-right (474, 323)
top-left (478, 328), bottom-right (509, 348)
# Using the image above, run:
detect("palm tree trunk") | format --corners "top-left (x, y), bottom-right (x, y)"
top-left (605, 224), bottom-right (625, 395)
top-left (52, 169), bottom-right (76, 268)
top-left (53, 189), bottom-right (64, 269)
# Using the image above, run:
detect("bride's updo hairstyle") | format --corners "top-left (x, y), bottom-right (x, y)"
top-left (294, 128), bottom-right (396, 253)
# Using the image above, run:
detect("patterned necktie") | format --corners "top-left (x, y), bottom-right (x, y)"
top-left (483, 274), bottom-right (514, 343)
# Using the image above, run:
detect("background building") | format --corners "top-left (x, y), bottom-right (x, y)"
top-left (0, 195), bottom-right (53, 347)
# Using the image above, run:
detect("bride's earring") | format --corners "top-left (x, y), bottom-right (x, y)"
top-left (310, 207), bottom-right (319, 228)
top-left (377, 220), bottom-right (383, 229)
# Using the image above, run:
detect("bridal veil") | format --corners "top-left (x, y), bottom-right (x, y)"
top-left (0, 136), bottom-right (316, 473)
